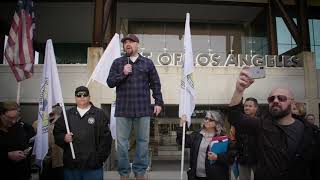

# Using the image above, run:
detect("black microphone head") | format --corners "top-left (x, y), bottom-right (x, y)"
top-left (126, 53), bottom-right (130, 57)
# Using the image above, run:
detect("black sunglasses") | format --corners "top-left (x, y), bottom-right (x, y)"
top-left (76, 92), bottom-right (89, 98)
top-left (267, 95), bottom-right (289, 103)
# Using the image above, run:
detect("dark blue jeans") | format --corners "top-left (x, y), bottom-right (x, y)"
top-left (64, 168), bottom-right (103, 180)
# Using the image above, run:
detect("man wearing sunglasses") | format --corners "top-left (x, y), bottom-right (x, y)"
top-left (228, 67), bottom-right (320, 180)
top-left (54, 86), bottom-right (112, 180)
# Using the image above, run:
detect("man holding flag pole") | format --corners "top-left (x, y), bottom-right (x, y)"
top-left (179, 13), bottom-right (196, 180)
top-left (54, 85), bottom-right (112, 180)
top-left (34, 39), bottom-right (111, 180)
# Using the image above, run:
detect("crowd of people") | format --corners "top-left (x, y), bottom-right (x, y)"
top-left (1, 34), bottom-right (320, 180)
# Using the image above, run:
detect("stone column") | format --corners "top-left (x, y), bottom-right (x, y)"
top-left (301, 51), bottom-right (319, 125)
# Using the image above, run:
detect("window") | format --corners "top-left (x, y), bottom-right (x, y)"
top-left (309, 19), bottom-right (320, 69)
top-left (276, 17), bottom-right (297, 54)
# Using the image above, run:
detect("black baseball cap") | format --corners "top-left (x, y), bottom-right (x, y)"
top-left (75, 86), bottom-right (90, 96)
top-left (121, 34), bottom-right (139, 43)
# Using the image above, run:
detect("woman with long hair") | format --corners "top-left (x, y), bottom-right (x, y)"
top-left (177, 111), bottom-right (236, 180)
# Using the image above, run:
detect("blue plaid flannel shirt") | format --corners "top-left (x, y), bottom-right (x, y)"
top-left (107, 54), bottom-right (164, 117)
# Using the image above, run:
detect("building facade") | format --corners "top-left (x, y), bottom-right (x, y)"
top-left (1, 0), bottom-right (320, 170)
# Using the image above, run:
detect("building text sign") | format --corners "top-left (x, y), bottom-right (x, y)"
top-left (137, 52), bottom-right (302, 67)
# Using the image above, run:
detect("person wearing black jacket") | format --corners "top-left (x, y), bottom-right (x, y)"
top-left (0, 101), bottom-right (35, 180)
top-left (177, 111), bottom-right (236, 180)
top-left (229, 97), bottom-right (258, 180)
top-left (291, 105), bottom-right (320, 180)
top-left (53, 86), bottom-right (112, 180)
top-left (228, 67), bottom-right (320, 180)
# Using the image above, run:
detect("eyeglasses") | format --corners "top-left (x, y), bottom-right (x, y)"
top-left (76, 92), bottom-right (89, 98)
top-left (267, 95), bottom-right (290, 103)
top-left (204, 117), bottom-right (214, 122)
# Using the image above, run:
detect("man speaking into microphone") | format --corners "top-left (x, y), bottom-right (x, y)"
top-left (107, 34), bottom-right (164, 180)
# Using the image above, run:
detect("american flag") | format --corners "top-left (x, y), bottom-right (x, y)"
top-left (4, 0), bottom-right (35, 82)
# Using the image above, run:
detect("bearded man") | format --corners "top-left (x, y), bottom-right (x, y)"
top-left (228, 67), bottom-right (320, 180)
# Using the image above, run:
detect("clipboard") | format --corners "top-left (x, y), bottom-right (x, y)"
top-left (209, 135), bottom-right (229, 164)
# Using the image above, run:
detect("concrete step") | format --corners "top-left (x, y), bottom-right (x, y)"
top-left (155, 148), bottom-right (190, 160)
top-left (152, 155), bottom-right (183, 160)
top-left (104, 171), bottom-right (188, 180)
top-left (158, 146), bottom-right (180, 151)
top-left (158, 150), bottom-right (182, 156)
top-left (31, 171), bottom-right (188, 180)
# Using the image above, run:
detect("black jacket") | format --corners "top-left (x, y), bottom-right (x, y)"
top-left (176, 127), bottom-right (236, 180)
top-left (0, 121), bottom-right (35, 180)
top-left (235, 126), bottom-right (257, 165)
top-left (228, 102), bottom-right (320, 180)
top-left (53, 105), bottom-right (112, 169)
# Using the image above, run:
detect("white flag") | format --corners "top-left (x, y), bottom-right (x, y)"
top-left (88, 33), bottom-right (121, 87)
top-left (179, 13), bottom-right (195, 127)
top-left (87, 33), bottom-right (121, 139)
top-left (33, 39), bottom-right (64, 166)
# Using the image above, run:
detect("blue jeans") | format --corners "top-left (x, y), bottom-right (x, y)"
top-left (64, 168), bottom-right (103, 180)
top-left (116, 117), bottom-right (150, 177)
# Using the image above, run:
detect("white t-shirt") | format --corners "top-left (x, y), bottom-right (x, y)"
top-left (130, 54), bottom-right (139, 63)
top-left (77, 105), bottom-right (91, 117)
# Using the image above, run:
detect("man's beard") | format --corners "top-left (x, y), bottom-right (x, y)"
top-left (269, 104), bottom-right (291, 119)
top-left (125, 47), bottom-right (133, 56)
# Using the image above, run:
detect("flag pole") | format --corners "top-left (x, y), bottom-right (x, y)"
top-left (16, 82), bottom-right (21, 104)
top-left (180, 78), bottom-right (188, 180)
top-left (86, 64), bottom-right (97, 87)
top-left (180, 12), bottom-right (193, 180)
top-left (85, 77), bottom-right (93, 87)
top-left (180, 118), bottom-right (186, 180)
top-left (60, 103), bottom-right (76, 159)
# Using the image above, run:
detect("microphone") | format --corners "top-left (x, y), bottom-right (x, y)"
top-left (126, 53), bottom-right (130, 64)
top-left (126, 53), bottom-right (132, 74)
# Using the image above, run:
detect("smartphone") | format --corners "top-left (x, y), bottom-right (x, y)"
top-left (247, 66), bottom-right (266, 79)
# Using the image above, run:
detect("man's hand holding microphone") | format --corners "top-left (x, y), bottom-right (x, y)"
top-left (123, 64), bottom-right (132, 75)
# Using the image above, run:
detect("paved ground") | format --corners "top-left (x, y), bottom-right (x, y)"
top-left (30, 159), bottom-right (252, 180)
top-left (32, 171), bottom-right (188, 180)
top-left (104, 171), bottom-right (188, 180)
top-left (31, 160), bottom-right (189, 180)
